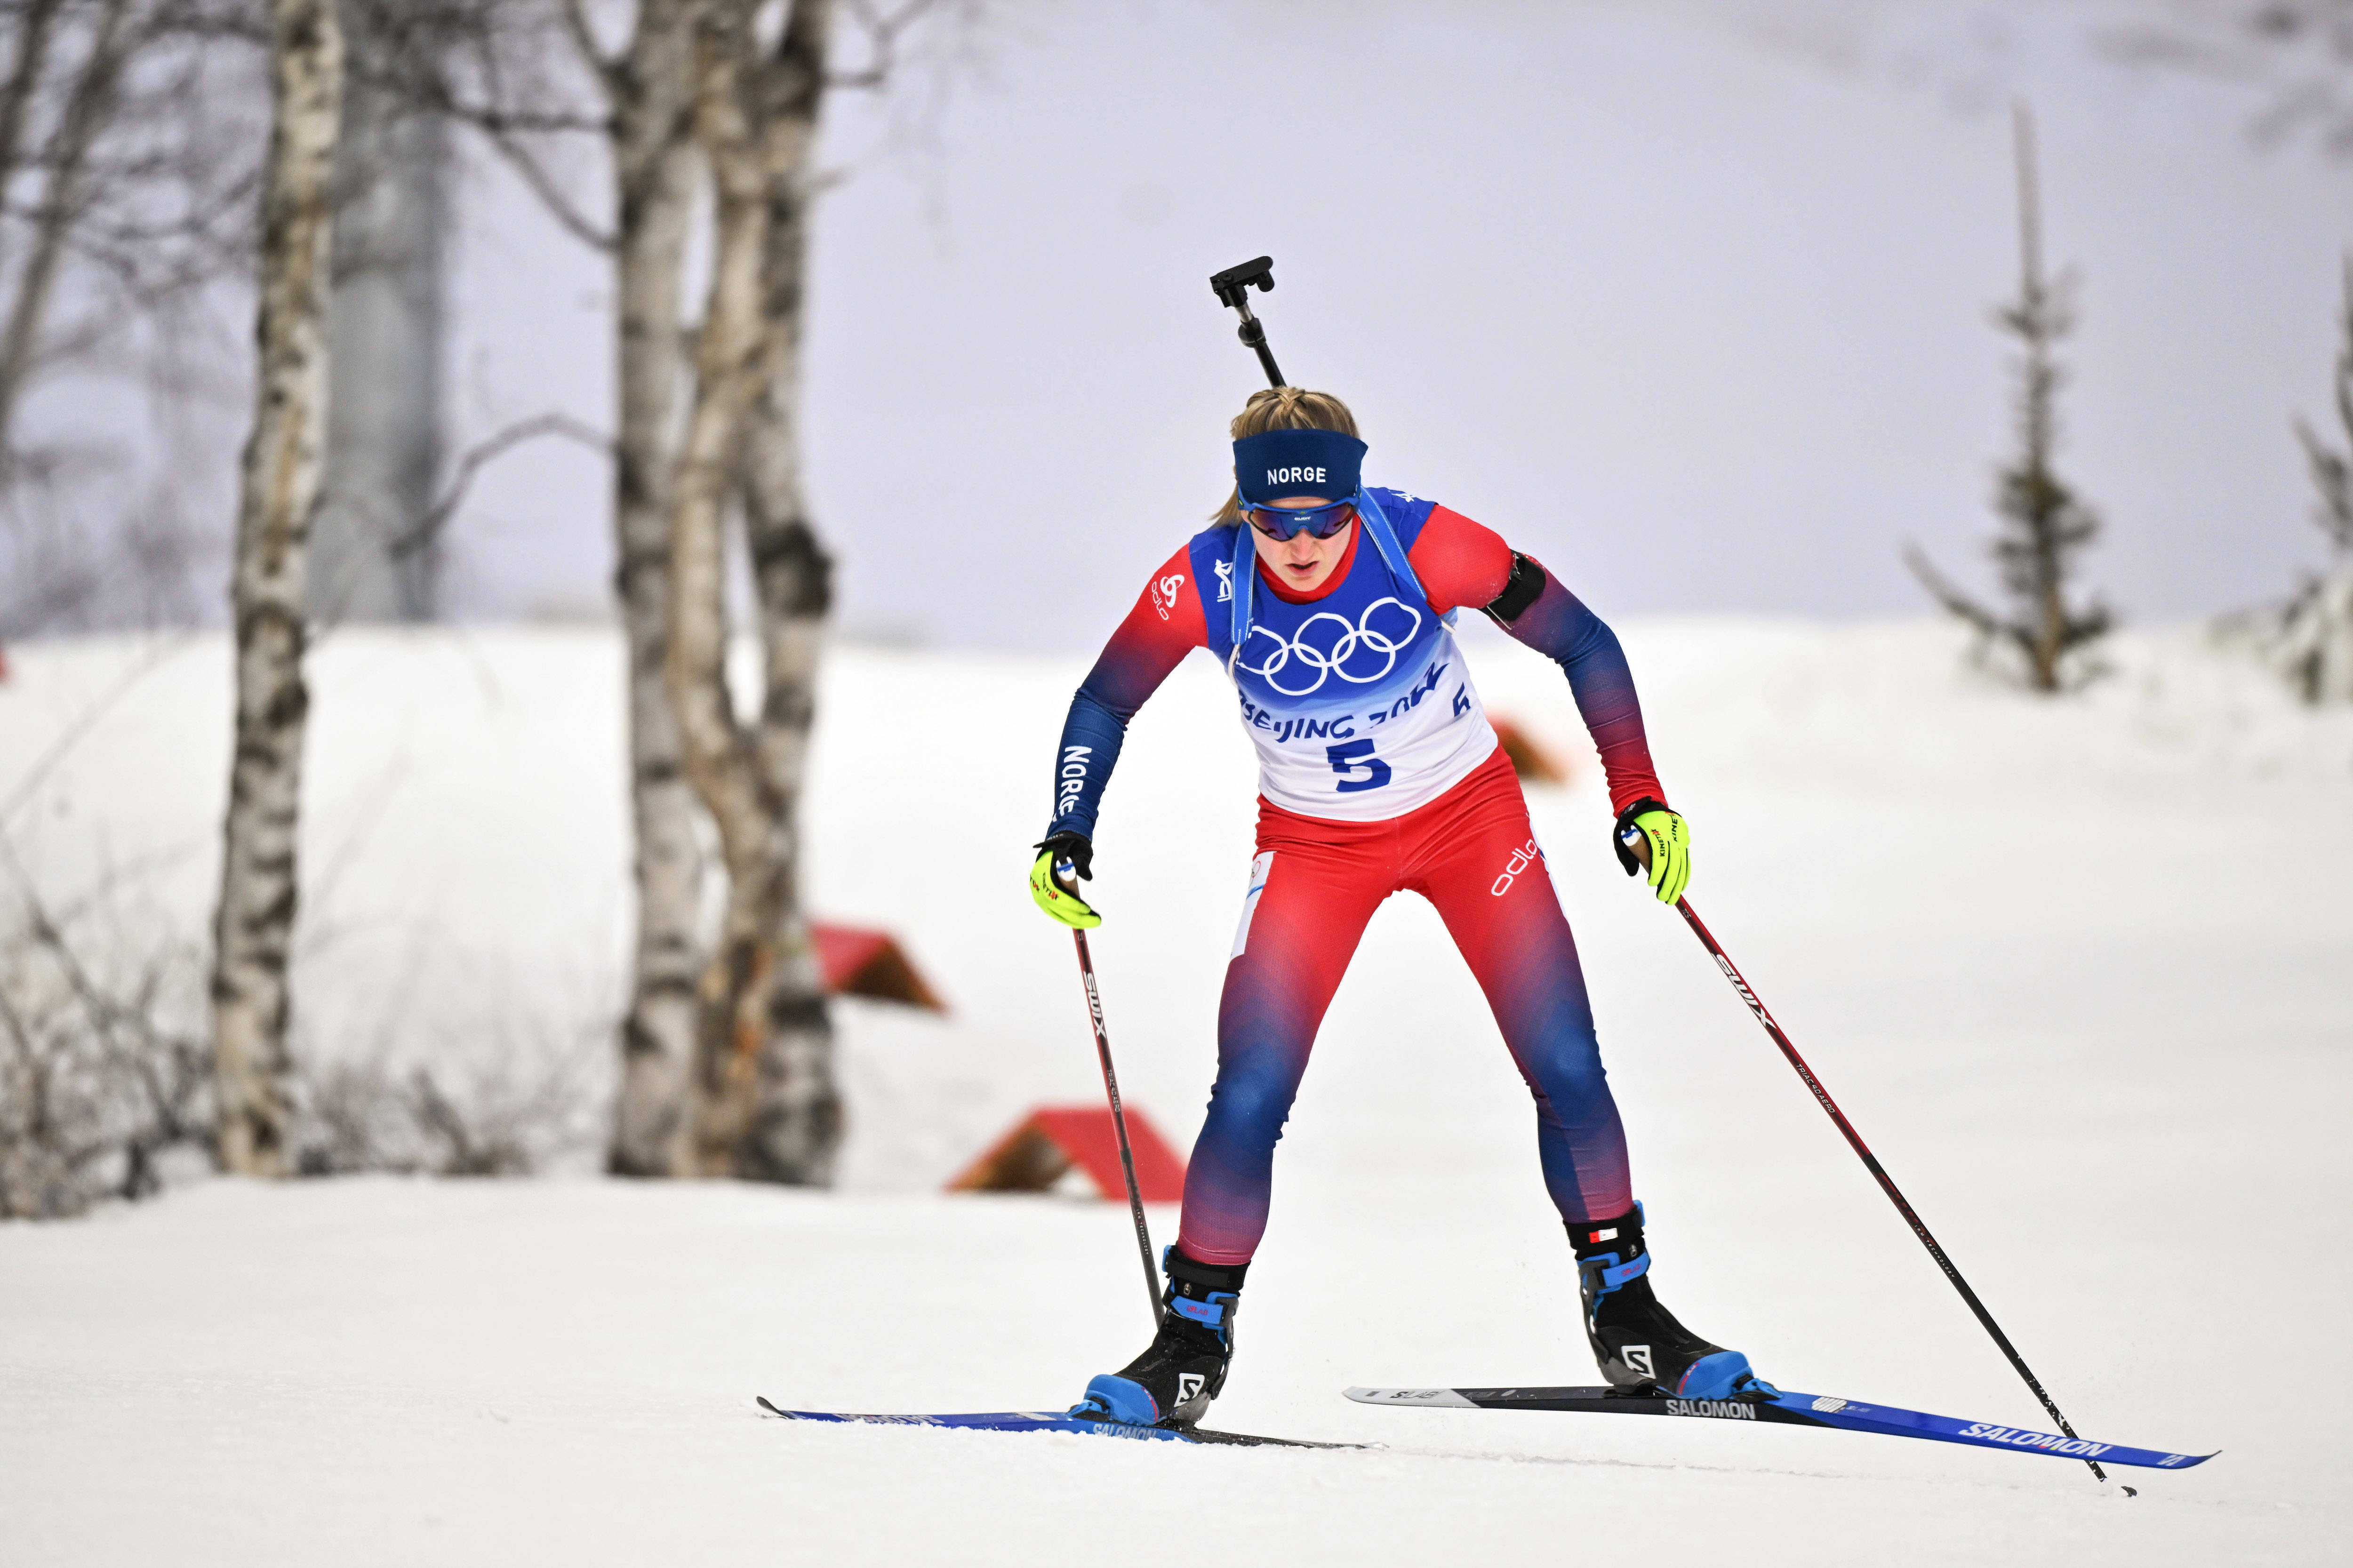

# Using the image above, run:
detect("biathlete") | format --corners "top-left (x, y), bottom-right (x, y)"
top-left (1028, 387), bottom-right (1765, 1429)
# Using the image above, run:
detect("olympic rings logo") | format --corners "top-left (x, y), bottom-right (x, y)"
top-left (1234, 597), bottom-right (1424, 696)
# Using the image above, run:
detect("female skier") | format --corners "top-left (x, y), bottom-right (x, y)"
top-left (1028, 387), bottom-right (1763, 1429)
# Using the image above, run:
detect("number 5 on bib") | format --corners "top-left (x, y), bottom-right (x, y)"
top-left (1326, 739), bottom-right (1392, 793)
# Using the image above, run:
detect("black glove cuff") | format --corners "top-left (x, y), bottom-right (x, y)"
top-left (1033, 829), bottom-right (1094, 881)
top-left (1610, 797), bottom-right (1670, 876)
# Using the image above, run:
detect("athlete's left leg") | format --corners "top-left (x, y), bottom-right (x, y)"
top-left (1409, 752), bottom-right (1761, 1399)
top-left (1406, 751), bottom-right (1633, 1224)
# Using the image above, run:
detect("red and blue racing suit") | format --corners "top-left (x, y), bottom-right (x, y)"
top-left (1046, 493), bottom-right (1668, 1266)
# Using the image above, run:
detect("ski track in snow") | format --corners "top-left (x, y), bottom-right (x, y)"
top-left (0, 620), bottom-right (2346, 1566)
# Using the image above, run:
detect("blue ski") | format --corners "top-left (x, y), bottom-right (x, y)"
top-left (1343, 1384), bottom-right (2214, 1471)
top-left (755, 1396), bottom-right (1360, 1449)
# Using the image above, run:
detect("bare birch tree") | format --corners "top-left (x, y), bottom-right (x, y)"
top-left (1907, 102), bottom-right (2111, 693)
top-left (543, 0), bottom-right (955, 1181)
top-left (659, 0), bottom-right (839, 1182)
top-left (734, 126), bottom-right (836, 1181)
top-left (426, 0), bottom-right (962, 1179)
top-left (552, 0), bottom-right (704, 1177)
top-left (210, 0), bottom-right (339, 1176)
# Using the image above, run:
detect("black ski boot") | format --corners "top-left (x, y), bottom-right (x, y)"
top-left (1068, 1247), bottom-right (1245, 1428)
top-left (1570, 1203), bottom-right (1762, 1400)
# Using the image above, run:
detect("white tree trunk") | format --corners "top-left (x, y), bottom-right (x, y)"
top-left (670, 0), bottom-right (840, 1184)
top-left (670, 0), bottom-right (782, 1178)
top-left (601, 0), bottom-right (704, 1177)
top-left (211, 0), bottom-right (343, 1177)
top-left (728, 394), bottom-right (838, 1183)
top-left (736, 0), bottom-right (839, 1184)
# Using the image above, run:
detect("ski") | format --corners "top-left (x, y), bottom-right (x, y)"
top-left (1343, 1384), bottom-right (2214, 1471)
top-left (756, 1396), bottom-right (1361, 1450)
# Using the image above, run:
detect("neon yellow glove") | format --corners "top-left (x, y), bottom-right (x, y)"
top-left (1029, 832), bottom-right (1101, 928)
top-left (1612, 799), bottom-right (1691, 906)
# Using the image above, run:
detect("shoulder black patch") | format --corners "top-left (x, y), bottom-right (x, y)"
top-left (1482, 552), bottom-right (1546, 626)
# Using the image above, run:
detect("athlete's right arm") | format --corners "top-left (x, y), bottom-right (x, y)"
top-left (1038, 547), bottom-right (1209, 845)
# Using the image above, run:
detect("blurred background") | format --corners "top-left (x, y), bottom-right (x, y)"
top-left (2, 4), bottom-right (2350, 1560)
top-left (11, 0), bottom-right (2353, 641)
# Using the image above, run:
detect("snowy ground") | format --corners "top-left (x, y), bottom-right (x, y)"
top-left (2, 617), bottom-right (2349, 1565)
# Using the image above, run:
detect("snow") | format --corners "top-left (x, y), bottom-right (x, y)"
top-left (2, 618), bottom-right (2349, 1566)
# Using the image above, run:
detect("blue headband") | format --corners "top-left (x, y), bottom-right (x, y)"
top-left (1233, 427), bottom-right (1367, 504)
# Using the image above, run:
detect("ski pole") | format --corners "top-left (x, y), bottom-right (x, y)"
top-left (1625, 833), bottom-right (2121, 1490)
top-left (1069, 928), bottom-right (1164, 1328)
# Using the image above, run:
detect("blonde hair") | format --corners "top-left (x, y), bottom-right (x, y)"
top-left (1211, 387), bottom-right (1361, 526)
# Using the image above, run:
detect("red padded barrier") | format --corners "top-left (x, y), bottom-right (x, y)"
top-left (947, 1105), bottom-right (1187, 1203)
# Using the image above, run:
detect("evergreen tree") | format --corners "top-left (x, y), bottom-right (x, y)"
top-left (2274, 255), bottom-right (2353, 702)
top-left (1908, 103), bottom-right (2111, 693)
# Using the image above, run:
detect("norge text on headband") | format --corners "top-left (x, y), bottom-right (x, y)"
top-left (1233, 427), bottom-right (1368, 505)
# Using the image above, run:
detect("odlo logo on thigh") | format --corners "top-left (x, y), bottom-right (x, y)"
top-left (1491, 838), bottom-right (1541, 897)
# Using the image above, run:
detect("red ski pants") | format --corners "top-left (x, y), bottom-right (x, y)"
top-left (1175, 746), bottom-right (1634, 1265)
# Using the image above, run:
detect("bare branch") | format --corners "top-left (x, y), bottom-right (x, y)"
top-left (0, 0), bottom-right (67, 187)
top-left (333, 0), bottom-right (615, 247)
top-left (0, 0), bottom-right (136, 452)
top-left (385, 95), bottom-right (607, 136)
top-left (559, 0), bottom-right (616, 84)
top-left (1903, 543), bottom-right (2004, 641)
top-left (2099, 1), bottom-right (2353, 160)
top-left (0, 812), bottom-right (215, 1215)
top-left (472, 117), bottom-right (615, 249)
top-left (387, 409), bottom-right (613, 560)
top-left (828, 0), bottom-right (939, 89)
top-left (0, 4), bottom-right (274, 643)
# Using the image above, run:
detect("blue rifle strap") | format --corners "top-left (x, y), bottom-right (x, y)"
top-left (1229, 521), bottom-right (1256, 654)
top-left (1353, 490), bottom-right (1456, 626)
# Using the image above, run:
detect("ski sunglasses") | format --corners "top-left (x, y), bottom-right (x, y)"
top-left (1240, 493), bottom-right (1361, 541)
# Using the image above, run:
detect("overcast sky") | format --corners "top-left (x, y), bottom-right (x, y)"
top-left (437, 0), bottom-right (2353, 651)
